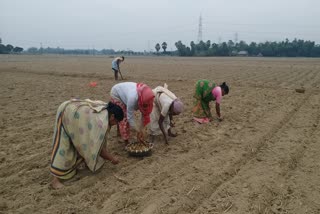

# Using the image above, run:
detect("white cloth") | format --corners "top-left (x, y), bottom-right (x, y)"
top-left (110, 82), bottom-right (138, 127)
top-left (150, 85), bottom-right (176, 136)
top-left (111, 57), bottom-right (122, 70)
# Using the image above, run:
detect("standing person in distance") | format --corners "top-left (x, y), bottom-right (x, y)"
top-left (112, 56), bottom-right (125, 80)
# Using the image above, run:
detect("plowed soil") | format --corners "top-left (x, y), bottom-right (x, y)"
top-left (0, 55), bottom-right (320, 214)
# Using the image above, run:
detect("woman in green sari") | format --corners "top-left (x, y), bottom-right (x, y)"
top-left (192, 80), bottom-right (229, 123)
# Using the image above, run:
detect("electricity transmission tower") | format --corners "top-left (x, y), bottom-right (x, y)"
top-left (197, 14), bottom-right (202, 43)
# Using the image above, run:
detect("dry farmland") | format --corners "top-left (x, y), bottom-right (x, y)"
top-left (0, 55), bottom-right (320, 214)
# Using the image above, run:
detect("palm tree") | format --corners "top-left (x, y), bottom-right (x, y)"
top-left (161, 42), bottom-right (167, 53)
top-left (155, 43), bottom-right (160, 54)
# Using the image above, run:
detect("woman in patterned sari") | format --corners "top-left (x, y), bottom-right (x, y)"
top-left (50, 99), bottom-right (124, 189)
top-left (192, 80), bottom-right (229, 123)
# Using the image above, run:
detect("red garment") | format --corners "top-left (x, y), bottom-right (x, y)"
top-left (136, 83), bottom-right (154, 126)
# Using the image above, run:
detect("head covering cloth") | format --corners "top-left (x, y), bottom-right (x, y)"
top-left (136, 83), bottom-right (155, 126)
top-left (172, 99), bottom-right (184, 114)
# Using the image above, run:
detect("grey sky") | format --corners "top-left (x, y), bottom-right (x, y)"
top-left (1, 0), bottom-right (320, 51)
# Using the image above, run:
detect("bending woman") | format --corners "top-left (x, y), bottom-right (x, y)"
top-left (192, 80), bottom-right (229, 123)
top-left (150, 83), bottom-right (183, 144)
top-left (110, 82), bottom-right (155, 143)
top-left (50, 99), bottom-right (124, 189)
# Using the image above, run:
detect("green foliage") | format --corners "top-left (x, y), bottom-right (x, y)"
top-left (0, 44), bottom-right (6, 53)
top-left (0, 39), bottom-right (23, 54)
top-left (27, 47), bottom-right (38, 54)
top-left (0, 43), bottom-right (19, 54)
top-left (161, 42), bottom-right (167, 52)
top-left (2, 38), bottom-right (318, 57)
top-left (6, 44), bottom-right (13, 52)
top-left (175, 41), bottom-right (192, 56)
top-left (155, 43), bottom-right (161, 53)
top-left (174, 38), bottom-right (320, 57)
top-left (23, 47), bottom-right (144, 55)
top-left (13, 47), bottom-right (23, 53)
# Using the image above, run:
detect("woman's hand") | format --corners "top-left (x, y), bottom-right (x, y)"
top-left (100, 147), bottom-right (119, 164)
top-left (170, 120), bottom-right (175, 127)
top-left (137, 131), bottom-right (144, 142)
top-left (110, 156), bottom-right (119, 165)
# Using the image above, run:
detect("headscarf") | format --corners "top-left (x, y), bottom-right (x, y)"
top-left (136, 83), bottom-right (155, 126)
top-left (172, 99), bottom-right (184, 114)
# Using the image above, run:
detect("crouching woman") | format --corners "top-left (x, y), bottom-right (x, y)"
top-left (50, 99), bottom-right (124, 189)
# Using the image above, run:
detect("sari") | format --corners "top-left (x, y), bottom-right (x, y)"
top-left (150, 86), bottom-right (177, 135)
top-left (50, 99), bottom-right (110, 179)
top-left (192, 80), bottom-right (216, 120)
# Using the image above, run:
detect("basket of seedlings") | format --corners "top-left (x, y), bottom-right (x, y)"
top-left (125, 140), bottom-right (153, 157)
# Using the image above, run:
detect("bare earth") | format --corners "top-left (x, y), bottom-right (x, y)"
top-left (0, 55), bottom-right (320, 214)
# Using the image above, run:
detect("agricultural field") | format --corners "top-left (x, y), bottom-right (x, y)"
top-left (0, 55), bottom-right (320, 213)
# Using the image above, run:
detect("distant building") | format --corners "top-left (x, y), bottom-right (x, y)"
top-left (237, 50), bottom-right (248, 56)
top-left (231, 50), bottom-right (238, 56)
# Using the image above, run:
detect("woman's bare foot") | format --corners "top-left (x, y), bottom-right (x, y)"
top-left (51, 177), bottom-right (64, 189)
top-left (77, 161), bottom-right (86, 170)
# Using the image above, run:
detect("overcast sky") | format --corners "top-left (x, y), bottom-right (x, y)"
top-left (1, 0), bottom-right (320, 51)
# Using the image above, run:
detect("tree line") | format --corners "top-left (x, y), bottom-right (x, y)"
top-left (2, 37), bottom-right (320, 57)
top-left (24, 47), bottom-right (145, 55)
top-left (0, 38), bottom-right (24, 54)
top-left (174, 38), bottom-right (320, 57)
